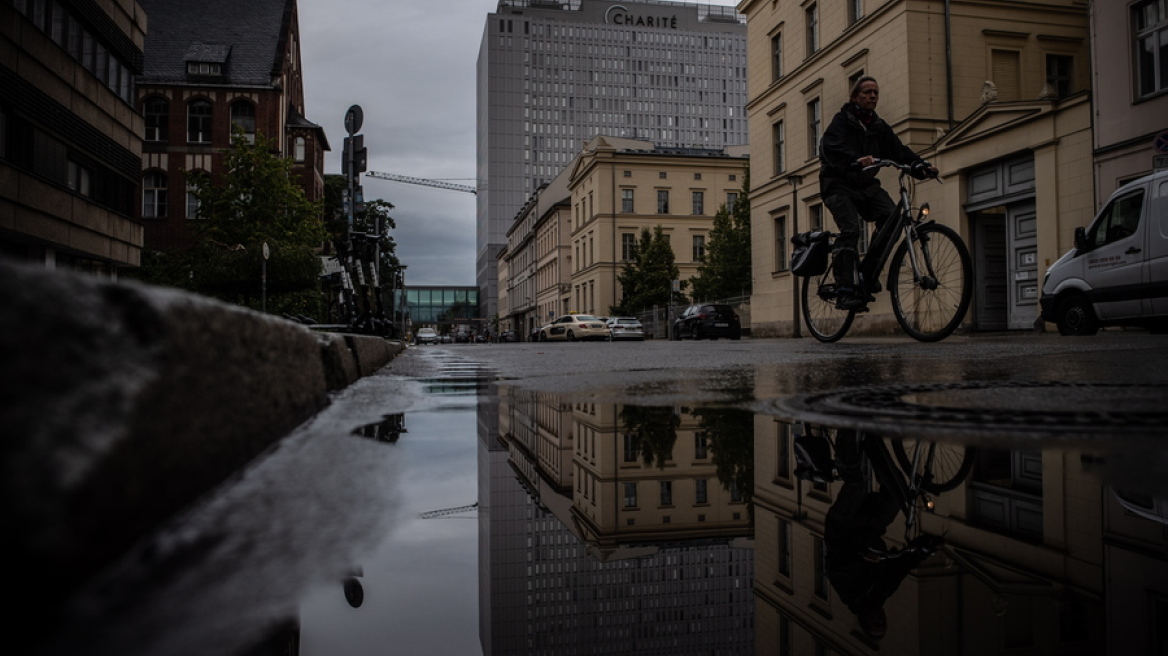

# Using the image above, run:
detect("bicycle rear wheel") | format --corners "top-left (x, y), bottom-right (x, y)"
top-left (888, 223), bottom-right (972, 342)
top-left (892, 439), bottom-right (975, 493)
top-left (802, 274), bottom-right (855, 342)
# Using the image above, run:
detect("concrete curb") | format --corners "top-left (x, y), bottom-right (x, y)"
top-left (0, 260), bottom-right (403, 631)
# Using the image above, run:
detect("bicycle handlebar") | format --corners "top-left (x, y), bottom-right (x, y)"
top-left (860, 158), bottom-right (941, 181)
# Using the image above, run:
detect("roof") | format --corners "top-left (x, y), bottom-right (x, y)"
top-left (138, 0), bottom-right (294, 86)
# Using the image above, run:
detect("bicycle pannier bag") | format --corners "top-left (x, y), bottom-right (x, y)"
top-left (790, 231), bottom-right (832, 277)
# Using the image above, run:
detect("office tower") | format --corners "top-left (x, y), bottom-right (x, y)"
top-left (477, 0), bottom-right (747, 320)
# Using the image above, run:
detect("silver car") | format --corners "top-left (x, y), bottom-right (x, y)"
top-left (606, 317), bottom-right (645, 341)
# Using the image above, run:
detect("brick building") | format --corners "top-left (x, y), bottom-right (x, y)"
top-left (135, 0), bottom-right (327, 252)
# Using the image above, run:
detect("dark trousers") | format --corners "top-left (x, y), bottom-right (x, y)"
top-left (823, 185), bottom-right (897, 287)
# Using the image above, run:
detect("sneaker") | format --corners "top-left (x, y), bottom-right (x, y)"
top-left (835, 288), bottom-right (868, 311)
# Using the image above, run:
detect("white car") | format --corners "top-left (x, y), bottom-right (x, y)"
top-left (606, 317), bottom-right (645, 341)
top-left (414, 327), bottom-right (439, 344)
top-left (537, 314), bottom-right (609, 341)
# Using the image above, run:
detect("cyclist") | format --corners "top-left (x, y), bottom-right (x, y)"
top-left (819, 76), bottom-right (937, 311)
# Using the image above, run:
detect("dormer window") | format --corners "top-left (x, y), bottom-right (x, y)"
top-left (187, 62), bottom-right (221, 76)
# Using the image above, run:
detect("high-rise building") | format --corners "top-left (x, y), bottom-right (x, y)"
top-left (477, 0), bottom-right (747, 321)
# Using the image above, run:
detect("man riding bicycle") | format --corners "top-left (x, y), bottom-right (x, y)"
top-left (819, 76), bottom-right (937, 311)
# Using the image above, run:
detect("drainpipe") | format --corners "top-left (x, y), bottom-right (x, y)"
top-left (786, 174), bottom-right (804, 338)
top-left (944, 0), bottom-right (954, 128)
top-left (612, 160), bottom-right (617, 309)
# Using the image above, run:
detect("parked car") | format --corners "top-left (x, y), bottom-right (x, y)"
top-left (606, 316), bottom-right (645, 341)
top-left (1040, 169), bottom-right (1168, 335)
top-left (414, 327), bottom-right (439, 345)
top-left (673, 304), bottom-right (741, 340)
top-left (537, 314), bottom-right (609, 341)
top-left (499, 330), bottom-right (520, 342)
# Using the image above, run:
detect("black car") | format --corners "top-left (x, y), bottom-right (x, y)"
top-left (673, 304), bottom-right (741, 340)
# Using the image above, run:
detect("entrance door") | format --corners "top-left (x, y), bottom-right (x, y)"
top-left (1007, 202), bottom-right (1039, 330)
top-left (974, 214), bottom-right (1008, 331)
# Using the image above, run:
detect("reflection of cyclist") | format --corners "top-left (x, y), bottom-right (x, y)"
top-left (825, 432), bottom-right (942, 639)
top-left (819, 76), bottom-right (936, 311)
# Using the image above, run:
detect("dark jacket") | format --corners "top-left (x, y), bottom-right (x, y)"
top-left (819, 103), bottom-right (924, 195)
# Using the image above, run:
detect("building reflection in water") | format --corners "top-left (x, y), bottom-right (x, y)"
top-left (478, 387), bottom-right (1166, 655)
top-left (754, 417), bottom-right (1167, 655)
top-left (482, 388), bottom-right (756, 655)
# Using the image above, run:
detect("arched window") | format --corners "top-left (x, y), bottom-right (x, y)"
top-left (144, 97), bottom-right (168, 142)
top-left (187, 99), bottom-right (212, 144)
top-left (293, 136), bottom-right (306, 162)
top-left (142, 170), bottom-right (168, 218)
top-left (230, 101), bottom-right (256, 143)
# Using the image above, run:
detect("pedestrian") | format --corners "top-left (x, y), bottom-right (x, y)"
top-left (819, 76), bottom-right (937, 311)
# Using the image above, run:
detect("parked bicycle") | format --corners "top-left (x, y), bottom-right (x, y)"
top-left (793, 423), bottom-right (975, 542)
top-left (801, 160), bottom-right (973, 342)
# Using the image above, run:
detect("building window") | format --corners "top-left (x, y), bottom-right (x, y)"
top-left (808, 98), bottom-right (822, 159)
top-left (775, 216), bottom-right (788, 271)
top-left (848, 0), bottom-right (864, 25)
top-left (622, 232), bottom-right (637, 260)
top-left (659, 171), bottom-right (667, 179)
top-left (813, 535), bottom-right (829, 599)
top-left (778, 519), bottom-right (792, 576)
top-left (623, 170), bottom-right (632, 177)
top-left (67, 160), bottom-right (92, 197)
top-left (624, 482), bottom-right (637, 508)
top-left (1136, 0), bottom-right (1168, 98)
top-left (695, 479), bottom-right (708, 505)
top-left (991, 49), bottom-right (1021, 101)
top-left (142, 170), bottom-right (168, 218)
top-left (621, 188), bottom-right (634, 213)
top-left (692, 191), bottom-right (705, 215)
top-left (776, 423), bottom-right (791, 481)
top-left (186, 178), bottom-right (202, 219)
top-left (693, 234), bottom-right (706, 261)
top-left (1045, 55), bottom-right (1073, 97)
top-left (809, 202), bottom-right (824, 231)
top-left (293, 136), bottom-right (306, 162)
top-left (187, 62), bottom-right (221, 76)
top-left (187, 99), bottom-right (212, 144)
top-left (230, 101), bottom-right (256, 143)
top-left (727, 191), bottom-right (739, 208)
top-left (694, 173), bottom-right (702, 180)
top-left (773, 120), bottom-right (786, 175)
top-left (657, 189), bottom-right (670, 214)
top-left (806, 3), bottom-right (819, 57)
top-left (623, 432), bottom-right (639, 462)
top-left (144, 97), bottom-right (168, 142)
top-left (695, 431), bottom-right (708, 459)
top-left (772, 32), bottom-right (783, 81)
top-left (660, 480), bottom-right (673, 506)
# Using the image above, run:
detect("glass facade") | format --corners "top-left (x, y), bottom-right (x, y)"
top-left (405, 287), bottom-right (480, 324)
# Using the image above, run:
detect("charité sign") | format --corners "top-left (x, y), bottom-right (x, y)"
top-left (604, 3), bottom-right (679, 29)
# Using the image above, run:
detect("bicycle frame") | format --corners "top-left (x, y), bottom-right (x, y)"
top-left (858, 431), bottom-right (931, 541)
top-left (854, 165), bottom-right (934, 293)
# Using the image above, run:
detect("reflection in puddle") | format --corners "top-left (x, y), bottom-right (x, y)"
top-left (351, 413), bottom-right (407, 443)
top-left (301, 362), bottom-right (1166, 656)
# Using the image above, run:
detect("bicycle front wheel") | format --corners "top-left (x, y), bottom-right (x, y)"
top-left (802, 274), bottom-right (855, 342)
top-left (888, 223), bottom-right (973, 342)
top-left (892, 439), bottom-right (975, 494)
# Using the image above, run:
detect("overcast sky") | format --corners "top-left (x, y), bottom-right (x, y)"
top-left (298, 0), bottom-right (742, 287)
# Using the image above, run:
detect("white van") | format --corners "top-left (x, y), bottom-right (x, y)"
top-left (1040, 170), bottom-right (1168, 335)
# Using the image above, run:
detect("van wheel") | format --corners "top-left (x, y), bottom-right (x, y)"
top-left (1056, 295), bottom-right (1099, 336)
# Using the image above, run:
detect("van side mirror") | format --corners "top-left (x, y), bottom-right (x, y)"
top-left (1073, 227), bottom-right (1088, 252)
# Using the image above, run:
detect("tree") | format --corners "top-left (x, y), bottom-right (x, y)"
top-left (612, 225), bottom-right (685, 315)
top-left (690, 167), bottom-right (752, 301)
top-left (131, 130), bottom-right (328, 317)
top-left (619, 405), bottom-right (680, 469)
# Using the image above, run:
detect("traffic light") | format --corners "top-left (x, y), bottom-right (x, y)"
top-left (343, 135), bottom-right (367, 176)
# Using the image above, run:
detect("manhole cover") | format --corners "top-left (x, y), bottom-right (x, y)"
top-left (772, 381), bottom-right (1168, 441)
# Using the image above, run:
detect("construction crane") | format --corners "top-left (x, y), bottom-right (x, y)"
top-left (419, 502), bottom-right (479, 519)
top-left (367, 171), bottom-right (476, 195)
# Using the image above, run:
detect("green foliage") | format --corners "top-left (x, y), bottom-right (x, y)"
top-left (130, 129), bottom-right (329, 316)
top-left (690, 167), bottom-right (752, 301)
top-left (693, 407), bottom-right (755, 520)
top-left (620, 405), bottom-right (680, 469)
top-left (611, 225), bottom-right (685, 315)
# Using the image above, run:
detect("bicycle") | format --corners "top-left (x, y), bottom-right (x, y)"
top-left (793, 423), bottom-right (975, 542)
top-left (802, 160), bottom-right (973, 342)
